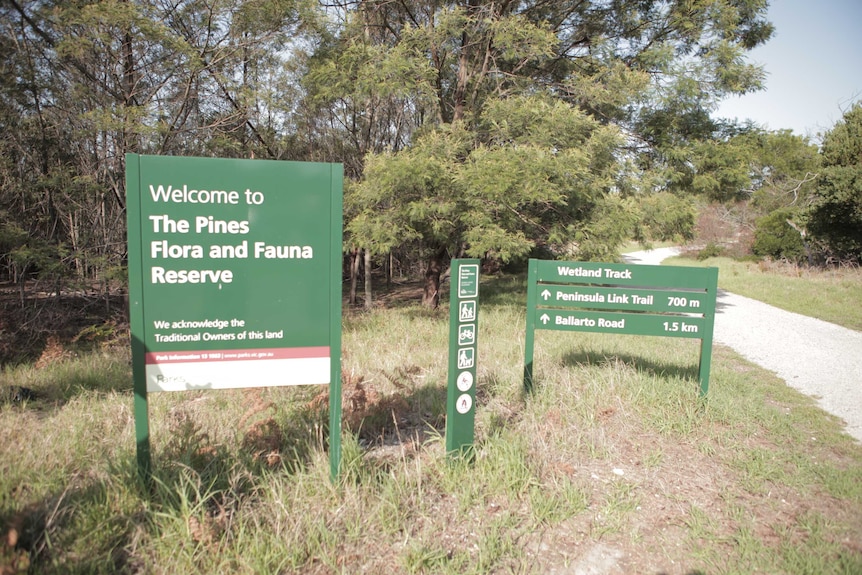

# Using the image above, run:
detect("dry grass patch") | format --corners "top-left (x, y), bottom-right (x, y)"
top-left (1, 275), bottom-right (861, 574)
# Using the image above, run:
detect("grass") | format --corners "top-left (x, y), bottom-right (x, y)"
top-left (667, 255), bottom-right (862, 331)
top-left (1, 272), bottom-right (861, 574)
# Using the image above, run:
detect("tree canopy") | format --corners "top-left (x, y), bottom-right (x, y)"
top-left (807, 103), bottom-right (862, 262)
top-left (1, 0), bottom-right (321, 288)
top-left (1, 0), bottom-right (779, 302)
top-left (324, 0), bottom-right (774, 302)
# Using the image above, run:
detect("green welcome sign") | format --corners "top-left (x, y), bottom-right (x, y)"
top-left (524, 259), bottom-right (718, 396)
top-left (126, 154), bottom-right (343, 479)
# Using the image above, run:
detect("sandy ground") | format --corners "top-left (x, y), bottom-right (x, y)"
top-left (624, 248), bottom-right (862, 443)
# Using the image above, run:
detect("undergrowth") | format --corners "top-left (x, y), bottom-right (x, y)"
top-left (1, 274), bottom-right (861, 574)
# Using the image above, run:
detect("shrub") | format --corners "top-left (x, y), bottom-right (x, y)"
top-left (697, 242), bottom-right (726, 260)
top-left (807, 103), bottom-right (862, 261)
top-left (636, 192), bottom-right (696, 242)
top-left (752, 208), bottom-right (806, 262)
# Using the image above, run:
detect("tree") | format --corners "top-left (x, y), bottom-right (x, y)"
top-left (747, 129), bottom-right (821, 211)
top-left (0, 0), bottom-right (316, 294)
top-left (0, 0), bottom-right (775, 307)
top-left (752, 208), bottom-right (806, 262)
top-left (349, 95), bottom-right (631, 307)
top-left (741, 129), bottom-right (820, 260)
top-left (300, 2), bottom-right (439, 178)
top-left (807, 103), bottom-right (862, 262)
top-left (634, 192), bottom-right (697, 243)
top-left (332, 0), bottom-right (773, 304)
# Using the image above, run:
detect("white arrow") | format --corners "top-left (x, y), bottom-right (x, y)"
top-left (540, 313), bottom-right (550, 324)
top-left (541, 289), bottom-right (551, 300)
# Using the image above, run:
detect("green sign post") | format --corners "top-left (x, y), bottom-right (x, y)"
top-left (126, 154), bottom-right (343, 480)
top-left (524, 259), bottom-right (718, 396)
top-left (446, 259), bottom-right (480, 455)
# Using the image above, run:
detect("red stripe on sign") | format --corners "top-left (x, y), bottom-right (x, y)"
top-left (145, 346), bottom-right (330, 364)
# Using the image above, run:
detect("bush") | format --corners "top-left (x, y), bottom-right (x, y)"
top-left (807, 103), bottom-right (862, 261)
top-left (752, 208), bottom-right (806, 262)
top-left (636, 192), bottom-right (696, 242)
top-left (807, 165), bottom-right (862, 261)
top-left (696, 242), bottom-right (726, 260)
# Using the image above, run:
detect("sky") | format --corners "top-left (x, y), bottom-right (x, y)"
top-left (714, 0), bottom-right (862, 141)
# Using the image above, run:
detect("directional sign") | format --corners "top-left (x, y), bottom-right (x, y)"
top-left (524, 258), bottom-right (718, 397)
top-left (535, 259), bottom-right (716, 289)
top-left (536, 309), bottom-right (705, 338)
top-left (537, 285), bottom-right (711, 313)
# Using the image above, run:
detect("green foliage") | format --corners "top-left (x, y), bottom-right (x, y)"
top-left (0, 0), bottom-right (315, 291)
top-left (635, 192), bottom-right (696, 242)
top-left (697, 243), bottom-right (726, 260)
top-left (347, 123), bottom-right (469, 255)
top-left (2, 0), bottom-right (777, 295)
top-left (8, 238), bottom-right (70, 285)
top-left (349, 95), bottom-right (627, 263)
top-left (808, 103), bottom-right (862, 261)
top-left (0, 219), bottom-right (29, 262)
top-left (747, 130), bottom-right (821, 212)
top-left (690, 138), bottom-right (755, 201)
top-left (752, 208), bottom-right (806, 262)
top-left (4, 269), bottom-right (862, 572)
top-left (674, 129), bottom-right (820, 259)
top-left (648, 114), bottom-right (820, 210)
top-left (569, 195), bottom-right (639, 261)
top-left (809, 165), bottom-right (862, 260)
top-left (820, 103), bottom-right (862, 167)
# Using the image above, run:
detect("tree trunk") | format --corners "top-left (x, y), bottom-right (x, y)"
top-left (421, 248), bottom-right (447, 308)
top-left (349, 246), bottom-right (360, 306)
top-left (364, 249), bottom-right (373, 309)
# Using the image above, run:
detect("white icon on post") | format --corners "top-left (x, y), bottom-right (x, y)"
top-left (459, 301), bottom-right (476, 322)
top-left (457, 371), bottom-right (474, 391)
top-left (458, 265), bottom-right (479, 298)
top-left (457, 348), bottom-right (474, 369)
top-left (456, 393), bottom-right (473, 414)
top-left (458, 324), bottom-right (475, 346)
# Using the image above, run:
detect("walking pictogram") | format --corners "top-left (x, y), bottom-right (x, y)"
top-left (457, 347), bottom-right (475, 369)
top-left (459, 301), bottom-right (476, 322)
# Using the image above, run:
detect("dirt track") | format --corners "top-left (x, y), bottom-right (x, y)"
top-left (624, 248), bottom-right (862, 443)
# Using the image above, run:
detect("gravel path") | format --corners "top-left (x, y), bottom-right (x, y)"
top-left (624, 248), bottom-right (862, 443)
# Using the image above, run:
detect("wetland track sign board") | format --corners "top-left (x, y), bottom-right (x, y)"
top-left (523, 259), bottom-right (718, 397)
top-left (126, 154), bottom-right (343, 478)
